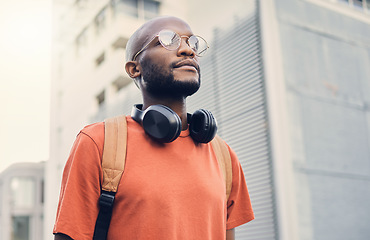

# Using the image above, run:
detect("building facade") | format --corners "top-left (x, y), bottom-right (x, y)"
top-left (47, 0), bottom-right (370, 239)
top-left (0, 162), bottom-right (45, 240)
top-left (265, 0), bottom-right (370, 239)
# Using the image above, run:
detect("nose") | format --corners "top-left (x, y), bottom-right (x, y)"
top-left (177, 37), bottom-right (195, 57)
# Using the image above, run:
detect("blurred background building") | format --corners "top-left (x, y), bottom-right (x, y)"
top-left (0, 162), bottom-right (45, 240)
top-left (39, 0), bottom-right (370, 240)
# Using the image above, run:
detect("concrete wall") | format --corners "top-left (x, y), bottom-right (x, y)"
top-left (274, 0), bottom-right (370, 239)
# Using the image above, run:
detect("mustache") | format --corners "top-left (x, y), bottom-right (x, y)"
top-left (171, 59), bottom-right (200, 73)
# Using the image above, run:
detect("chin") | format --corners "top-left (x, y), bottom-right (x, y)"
top-left (174, 72), bottom-right (200, 84)
top-left (174, 77), bottom-right (200, 84)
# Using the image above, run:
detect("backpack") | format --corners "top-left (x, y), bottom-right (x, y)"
top-left (93, 115), bottom-right (233, 240)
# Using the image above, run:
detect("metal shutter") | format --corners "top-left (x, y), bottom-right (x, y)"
top-left (187, 7), bottom-right (278, 240)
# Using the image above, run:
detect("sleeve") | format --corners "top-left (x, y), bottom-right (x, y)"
top-left (53, 131), bottom-right (103, 240)
top-left (226, 145), bottom-right (255, 229)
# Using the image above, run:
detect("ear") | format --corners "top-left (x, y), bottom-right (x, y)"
top-left (125, 61), bottom-right (141, 79)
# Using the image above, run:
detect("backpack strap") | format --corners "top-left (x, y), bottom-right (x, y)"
top-left (93, 115), bottom-right (127, 240)
top-left (211, 135), bottom-right (233, 201)
top-left (102, 115), bottom-right (127, 192)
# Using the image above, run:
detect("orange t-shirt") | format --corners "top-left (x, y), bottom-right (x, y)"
top-left (54, 116), bottom-right (254, 240)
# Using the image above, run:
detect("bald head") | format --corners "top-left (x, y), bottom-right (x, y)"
top-left (125, 16), bottom-right (192, 62)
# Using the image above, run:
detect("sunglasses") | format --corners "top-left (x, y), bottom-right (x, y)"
top-left (132, 29), bottom-right (209, 61)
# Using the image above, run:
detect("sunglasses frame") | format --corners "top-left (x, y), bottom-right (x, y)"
top-left (132, 29), bottom-right (209, 61)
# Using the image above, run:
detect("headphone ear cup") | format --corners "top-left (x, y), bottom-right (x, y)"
top-left (141, 105), bottom-right (182, 143)
top-left (189, 109), bottom-right (217, 143)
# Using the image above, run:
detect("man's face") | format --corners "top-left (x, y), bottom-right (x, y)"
top-left (137, 19), bottom-right (201, 98)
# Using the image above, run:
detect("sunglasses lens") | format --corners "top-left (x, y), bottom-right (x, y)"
top-left (158, 30), bottom-right (180, 50)
top-left (158, 30), bottom-right (209, 56)
top-left (188, 35), bottom-right (208, 56)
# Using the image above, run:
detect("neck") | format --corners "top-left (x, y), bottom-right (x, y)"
top-left (142, 95), bottom-right (189, 130)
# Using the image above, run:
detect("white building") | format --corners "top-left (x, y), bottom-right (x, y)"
top-left (47, 0), bottom-right (370, 239)
top-left (0, 162), bottom-right (45, 240)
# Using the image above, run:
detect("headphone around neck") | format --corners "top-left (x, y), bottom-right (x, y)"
top-left (131, 104), bottom-right (217, 143)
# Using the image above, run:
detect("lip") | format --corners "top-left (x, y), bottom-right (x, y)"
top-left (174, 60), bottom-right (199, 72)
top-left (176, 65), bottom-right (197, 71)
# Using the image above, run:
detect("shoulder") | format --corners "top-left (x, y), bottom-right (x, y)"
top-left (78, 116), bottom-right (133, 154)
top-left (212, 136), bottom-right (241, 179)
top-left (225, 142), bottom-right (238, 161)
top-left (212, 135), bottom-right (238, 160)
top-left (80, 121), bottom-right (104, 136)
top-left (78, 122), bottom-right (105, 154)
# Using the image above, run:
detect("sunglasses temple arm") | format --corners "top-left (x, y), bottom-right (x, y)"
top-left (132, 35), bottom-right (157, 61)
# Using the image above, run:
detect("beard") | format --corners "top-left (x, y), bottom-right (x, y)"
top-left (140, 58), bottom-right (201, 99)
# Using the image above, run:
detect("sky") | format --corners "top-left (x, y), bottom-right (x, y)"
top-left (0, 0), bottom-right (51, 173)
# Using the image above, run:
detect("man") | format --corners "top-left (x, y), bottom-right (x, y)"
top-left (54, 16), bottom-right (254, 240)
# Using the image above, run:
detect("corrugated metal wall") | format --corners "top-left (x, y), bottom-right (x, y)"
top-left (93, 5), bottom-right (279, 239)
top-left (187, 8), bottom-right (279, 240)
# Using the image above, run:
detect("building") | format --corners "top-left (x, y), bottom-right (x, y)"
top-left (0, 162), bottom-right (45, 240)
top-left (262, 1), bottom-right (370, 239)
top-left (47, 0), bottom-right (370, 239)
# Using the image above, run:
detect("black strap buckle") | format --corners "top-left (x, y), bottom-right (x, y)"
top-left (98, 191), bottom-right (116, 209)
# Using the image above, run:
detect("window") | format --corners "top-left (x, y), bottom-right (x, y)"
top-left (75, 27), bottom-right (88, 55)
top-left (96, 90), bottom-right (106, 107)
top-left (143, 0), bottom-right (160, 19)
top-left (112, 75), bottom-right (131, 92)
top-left (111, 0), bottom-right (160, 19)
top-left (0, 182), bottom-right (2, 215)
top-left (112, 36), bottom-right (129, 49)
top-left (353, 0), bottom-right (363, 7)
top-left (40, 180), bottom-right (44, 204)
top-left (366, 0), bottom-right (370, 9)
top-left (11, 216), bottom-right (30, 240)
top-left (111, 0), bottom-right (138, 17)
top-left (124, 0), bottom-right (139, 17)
top-left (96, 52), bottom-right (105, 66)
top-left (95, 8), bottom-right (107, 35)
top-left (334, 0), bottom-right (370, 11)
top-left (75, 0), bottom-right (88, 9)
top-left (10, 177), bottom-right (35, 209)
